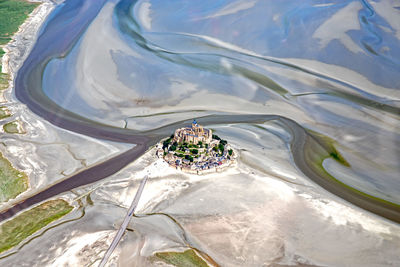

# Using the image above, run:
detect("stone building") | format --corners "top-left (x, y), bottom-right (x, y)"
top-left (174, 120), bottom-right (212, 145)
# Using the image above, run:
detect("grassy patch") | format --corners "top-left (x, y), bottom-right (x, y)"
top-left (0, 0), bottom-right (39, 89)
top-left (0, 0), bottom-right (39, 45)
top-left (3, 120), bottom-right (25, 134)
top-left (0, 62), bottom-right (9, 90)
top-left (154, 249), bottom-right (209, 267)
top-left (0, 106), bottom-right (11, 119)
top-left (0, 199), bottom-right (73, 253)
top-left (306, 129), bottom-right (350, 167)
top-left (0, 151), bottom-right (28, 202)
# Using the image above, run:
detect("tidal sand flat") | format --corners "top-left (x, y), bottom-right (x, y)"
top-left (1, 0), bottom-right (400, 266)
top-left (0, 0), bottom-right (134, 213)
top-left (2, 123), bottom-right (399, 266)
top-left (33, 0), bottom-right (400, 211)
top-left (0, 1), bottom-right (133, 256)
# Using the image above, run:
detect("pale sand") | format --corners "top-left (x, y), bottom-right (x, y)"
top-left (0, 0), bottom-right (133, 210)
top-left (106, 129), bottom-right (400, 266)
top-left (2, 122), bottom-right (400, 266)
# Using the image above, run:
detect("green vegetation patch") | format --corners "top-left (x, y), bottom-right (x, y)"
top-left (0, 106), bottom-right (11, 119)
top-left (0, 0), bottom-right (39, 45)
top-left (3, 120), bottom-right (25, 134)
top-left (0, 151), bottom-right (28, 202)
top-left (0, 199), bottom-right (73, 253)
top-left (0, 46), bottom-right (7, 90)
top-left (154, 249), bottom-right (209, 267)
top-left (306, 129), bottom-right (350, 167)
top-left (0, 0), bottom-right (39, 89)
top-left (0, 65), bottom-right (9, 91)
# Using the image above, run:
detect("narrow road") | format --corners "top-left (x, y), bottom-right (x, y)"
top-left (98, 174), bottom-right (150, 267)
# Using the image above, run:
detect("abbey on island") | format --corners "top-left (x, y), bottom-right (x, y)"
top-left (157, 120), bottom-right (236, 174)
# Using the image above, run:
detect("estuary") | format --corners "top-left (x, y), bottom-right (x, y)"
top-left (1, 0), bottom-right (399, 266)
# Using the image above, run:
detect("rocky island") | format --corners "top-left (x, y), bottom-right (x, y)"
top-left (157, 120), bottom-right (236, 174)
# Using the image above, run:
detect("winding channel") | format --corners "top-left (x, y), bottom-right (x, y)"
top-left (0, 0), bottom-right (399, 225)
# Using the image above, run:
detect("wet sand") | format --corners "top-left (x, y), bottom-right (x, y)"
top-left (2, 113), bottom-right (400, 225)
top-left (1, 123), bottom-right (399, 266)
top-left (287, 119), bottom-right (400, 223)
top-left (2, 0), bottom-right (400, 228)
top-left (1, 1), bottom-right (399, 265)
